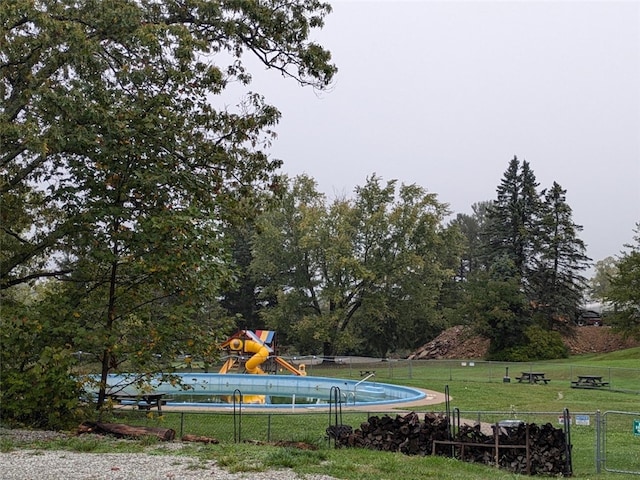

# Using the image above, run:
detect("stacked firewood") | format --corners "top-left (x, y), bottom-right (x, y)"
top-left (327, 412), bottom-right (449, 455)
top-left (327, 412), bottom-right (571, 477)
top-left (499, 421), bottom-right (570, 476)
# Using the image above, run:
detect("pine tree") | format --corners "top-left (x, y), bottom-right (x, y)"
top-left (530, 182), bottom-right (591, 327)
top-left (482, 156), bottom-right (541, 279)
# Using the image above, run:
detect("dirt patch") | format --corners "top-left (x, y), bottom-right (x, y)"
top-left (408, 325), bottom-right (640, 360)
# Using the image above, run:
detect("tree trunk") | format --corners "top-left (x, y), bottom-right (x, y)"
top-left (79, 421), bottom-right (175, 441)
top-left (182, 434), bottom-right (219, 444)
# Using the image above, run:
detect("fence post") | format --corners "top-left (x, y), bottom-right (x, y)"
top-left (595, 409), bottom-right (601, 474)
top-left (267, 414), bottom-right (272, 442)
top-left (233, 389), bottom-right (242, 443)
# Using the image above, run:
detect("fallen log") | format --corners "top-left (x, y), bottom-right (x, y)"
top-left (78, 421), bottom-right (176, 441)
top-left (181, 434), bottom-right (219, 444)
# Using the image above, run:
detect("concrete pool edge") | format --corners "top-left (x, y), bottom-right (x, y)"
top-left (98, 373), bottom-right (447, 412)
top-left (154, 387), bottom-right (446, 413)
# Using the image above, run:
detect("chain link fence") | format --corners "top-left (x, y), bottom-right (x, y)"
top-left (108, 406), bottom-right (640, 476)
top-left (259, 357), bottom-right (640, 394)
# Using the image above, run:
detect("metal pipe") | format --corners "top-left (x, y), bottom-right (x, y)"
top-left (354, 372), bottom-right (375, 387)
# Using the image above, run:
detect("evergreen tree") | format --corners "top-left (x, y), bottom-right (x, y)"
top-left (529, 182), bottom-right (591, 328)
top-left (482, 156), bottom-right (541, 280)
top-left (474, 157), bottom-right (590, 358)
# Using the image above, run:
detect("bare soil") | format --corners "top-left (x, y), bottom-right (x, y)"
top-left (408, 325), bottom-right (640, 360)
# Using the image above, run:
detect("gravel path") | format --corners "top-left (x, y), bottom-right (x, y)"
top-left (0, 429), bottom-right (338, 480)
top-left (0, 450), bottom-right (338, 480)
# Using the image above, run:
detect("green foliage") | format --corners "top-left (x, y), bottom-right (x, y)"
top-left (465, 259), bottom-right (532, 356)
top-left (589, 256), bottom-right (618, 301)
top-left (605, 223), bottom-right (640, 338)
top-left (0, 438), bottom-right (14, 453)
top-left (468, 158), bottom-right (590, 357)
top-left (1, 0), bottom-right (337, 288)
top-left (0, 309), bottom-right (83, 429)
top-left (529, 182), bottom-right (590, 327)
top-left (482, 156), bottom-right (540, 277)
top-left (251, 175), bottom-right (460, 357)
top-left (491, 324), bottom-right (568, 362)
top-left (264, 447), bottom-right (328, 469)
top-left (449, 201), bottom-right (491, 280)
top-left (1, 0), bottom-right (337, 413)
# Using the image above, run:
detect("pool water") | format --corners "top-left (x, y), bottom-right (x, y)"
top-left (99, 373), bottom-right (426, 408)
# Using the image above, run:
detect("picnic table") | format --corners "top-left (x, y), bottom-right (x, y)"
top-left (107, 392), bottom-right (167, 413)
top-left (515, 372), bottom-right (550, 384)
top-left (571, 375), bottom-right (609, 389)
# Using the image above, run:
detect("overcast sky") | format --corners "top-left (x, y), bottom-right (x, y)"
top-left (243, 0), bottom-right (640, 267)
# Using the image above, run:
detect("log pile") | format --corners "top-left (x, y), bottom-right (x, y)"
top-left (328, 412), bottom-right (449, 455)
top-left (327, 413), bottom-right (571, 477)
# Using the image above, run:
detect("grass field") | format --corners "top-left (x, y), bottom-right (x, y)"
top-left (7, 348), bottom-right (640, 479)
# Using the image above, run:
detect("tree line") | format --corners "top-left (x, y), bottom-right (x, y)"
top-left (223, 157), bottom-right (593, 362)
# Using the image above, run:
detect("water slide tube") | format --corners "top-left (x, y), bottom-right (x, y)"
top-left (228, 338), bottom-right (269, 374)
top-left (223, 338), bottom-right (269, 403)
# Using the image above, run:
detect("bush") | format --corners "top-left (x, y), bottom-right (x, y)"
top-left (0, 316), bottom-right (84, 430)
top-left (489, 325), bottom-right (568, 362)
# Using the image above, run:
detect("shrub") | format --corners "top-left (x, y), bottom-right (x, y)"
top-left (489, 325), bottom-right (568, 362)
top-left (0, 316), bottom-right (84, 430)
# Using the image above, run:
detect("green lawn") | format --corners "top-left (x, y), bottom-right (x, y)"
top-left (7, 348), bottom-right (640, 479)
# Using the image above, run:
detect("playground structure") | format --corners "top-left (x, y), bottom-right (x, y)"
top-left (218, 330), bottom-right (306, 404)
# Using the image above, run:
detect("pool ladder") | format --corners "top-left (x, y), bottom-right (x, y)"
top-left (348, 372), bottom-right (376, 404)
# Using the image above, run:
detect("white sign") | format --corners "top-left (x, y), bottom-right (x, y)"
top-left (575, 415), bottom-right (590, 426)
top-left (558, 415), bottom-right (572, 425)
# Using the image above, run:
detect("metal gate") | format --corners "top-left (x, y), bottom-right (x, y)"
top-left (597, 410), bottom-right (640, 475)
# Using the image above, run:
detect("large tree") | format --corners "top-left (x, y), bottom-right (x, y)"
top-left (605, 223), bottom-right (640, 338)
top-left (529, 182), bottom-right (590, 327)
top-left (1, 0), bottom-right (336, 412)
top-left (449, 201), bottom-right (491, 280)
top-left (589, 256), bottom-right (618, 302)
top-left (1, 0), bottom-right (336, 290)
top-left (482, 156), bottom-right (540, 280)
top-left (251, 175), bottom-right (458, 357)
top-left (473, 158), bottom-right (589, 359)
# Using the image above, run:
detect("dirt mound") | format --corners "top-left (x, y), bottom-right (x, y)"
top-left (408, 325), bottom-right (639, 360)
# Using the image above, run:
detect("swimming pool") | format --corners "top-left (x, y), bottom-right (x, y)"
top-left (99, 373), bottom-right (427, 408)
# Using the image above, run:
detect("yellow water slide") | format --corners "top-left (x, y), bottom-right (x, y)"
top-left (223, 337), bottom-right (270, 404)
top-left (218, 357), bottom-right (236, 374)
top-left (230, 338), bottom-right (270, 374)
top-left (218, 330), bottom-right (305, 404)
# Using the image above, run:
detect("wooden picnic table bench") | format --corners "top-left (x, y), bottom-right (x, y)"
top-left (571, 375), bottom-right (609, 389)
top-left (515, 372), bottom-right (550, 384)
top-left (107, 392), bottom-right (168, 413)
